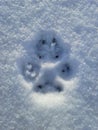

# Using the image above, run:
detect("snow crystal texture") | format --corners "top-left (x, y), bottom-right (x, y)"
top-left (0, 0), bottom-right (98, 130)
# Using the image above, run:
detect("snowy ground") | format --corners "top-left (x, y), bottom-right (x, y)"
top-left (0, 0), bottom-right (98, 130)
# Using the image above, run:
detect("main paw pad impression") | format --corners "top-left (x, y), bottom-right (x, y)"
top-left (18, 30), bottom-right (78, 94)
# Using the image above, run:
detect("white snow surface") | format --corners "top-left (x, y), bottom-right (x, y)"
top-left (0, 0), bottom-right (98, 130)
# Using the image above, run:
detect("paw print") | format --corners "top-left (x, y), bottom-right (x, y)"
top-left (17, 56), bottom-right (40, 82)
top-left (57, 58), bottom-right (79, 80)
top-left (23, 62), bottom-right (40, 81)
top-left (33, 30), bottom-right (69, 62)
top-left (17, 30), bottom-right (79, 95)
top-left (33, 68), bottom-right (64, 93)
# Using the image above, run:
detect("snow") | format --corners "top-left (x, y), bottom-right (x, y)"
top-left (0, 0), bottom-right (98, 130)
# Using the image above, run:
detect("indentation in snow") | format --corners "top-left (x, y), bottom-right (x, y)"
top-left (17, 30), bottom-right (79, 107)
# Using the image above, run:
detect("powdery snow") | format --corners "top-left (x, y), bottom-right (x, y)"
top-left (0, 0), bottom-right (98, 130)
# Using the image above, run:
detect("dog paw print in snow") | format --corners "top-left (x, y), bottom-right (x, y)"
top-left (17, 30), bottom-right (79, 108)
